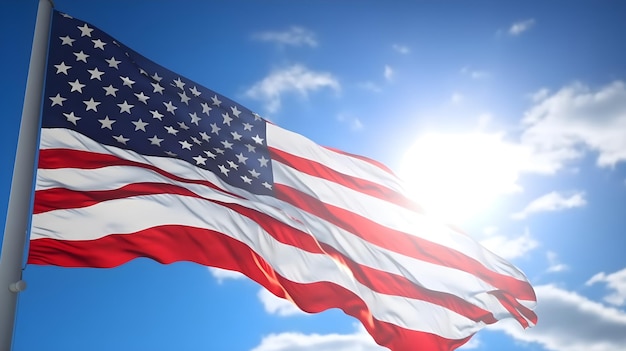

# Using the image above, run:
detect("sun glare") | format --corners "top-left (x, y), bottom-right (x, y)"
top-left (398, 132), bottom-right (528, 224)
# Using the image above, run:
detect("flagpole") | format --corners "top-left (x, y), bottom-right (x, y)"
top-left (0, 0), bottom-right (52, 350)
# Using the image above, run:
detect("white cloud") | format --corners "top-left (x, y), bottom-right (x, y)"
top-left (257, 288), bottom-right (306, 317)
top-left (245, 65), bottom-right (340, 113)
top-left (253, 26), bottom-right (318, 47)
top-left (357, 81), bottom-right (382, 93)
top-left (337, 113), bottom-right (364, 131)
top-left (489, 284), bottom-right (626, 351)
top-left (512, 191), bottom-right (586, 220)
top-left (461, 66), bottom-right (490, 79)
top-left (392, 43), bottom-right (410, 54)
top-left (383, 65), bottom-right (393, 81)
top-left (546, 251), bottom-right (569, 273)
top-left (521, 81), bottom-right (626, 172)
top-left (483, 226), bottom-right (498, 236)
top-left (479, 227), bottom-right (539, 260)
top-left (451, 92), bottom-right (464, 104)
top-left (250, 325), bottom-right (384, 351)
top-left (208, 267), bottom-right (246, 284)
top-left (508, 19), bottom-right (536, 36)
top-left (586, 268), bottom-right (626, 306)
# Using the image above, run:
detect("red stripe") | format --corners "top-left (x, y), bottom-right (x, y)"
top-left (33, 184), bottom-right (497, 323)
top-left (28, 226), bottom-right (473, 351)
top-left (274, 184), bottom-right (537, 304)
top-left (270, 147), bottom-right (423, 213)
top-left (37, 148), bottom-right (241, 198)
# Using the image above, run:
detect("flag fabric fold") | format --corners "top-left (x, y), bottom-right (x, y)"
top-left (29, 10), bottom-right (537, 351)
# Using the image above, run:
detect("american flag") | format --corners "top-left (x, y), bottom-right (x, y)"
top-left (29, 10), bottom-right (537, 351)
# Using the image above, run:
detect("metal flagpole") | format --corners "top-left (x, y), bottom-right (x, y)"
top-left (0, 0), bottom-right (52, 350)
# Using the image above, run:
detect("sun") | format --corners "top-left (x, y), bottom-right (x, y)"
top-left (398, 132), bottom-right (528, 224)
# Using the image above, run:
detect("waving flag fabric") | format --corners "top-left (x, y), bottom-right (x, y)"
top-left (29, 10), bottom-right (537, 351)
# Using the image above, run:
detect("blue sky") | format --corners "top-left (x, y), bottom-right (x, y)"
top-left (2, 1), bottom-right (626, 350)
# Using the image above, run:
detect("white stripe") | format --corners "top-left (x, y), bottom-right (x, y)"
top-left (267, 123), bottom-right (405, 194)
top-left (31, 193), bottom-right (482, 339)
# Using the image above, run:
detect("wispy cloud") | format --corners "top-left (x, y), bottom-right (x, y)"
top-left (245, 64), bottom-right (340, 113)
top-left (509, 18), bottom-right (536, 36)
top-left (461, 66), bottom-right (490, 79)
top-left (253, 26), bottom-right (318, 47)
top-left (512, 191), bottom-right (586, 220)
top-left (207, 267), bottom-right (246, 284)
top-left (546, 251), bottom-right (569, 273)
top-left (392, 43), bottom-right (410, 54)
top-left (586, 268), bottom-right (626, 306)
top-left (337, 113), bottom-right (364, 131)
top-left (251, 324), bottom-right (384, 351)
top-left (450, 92), bottom-right (464, 104)
top-left (384, 65), bottom-right (394, 81)
top-left (520, 81), bottom-right (626, 173)
top-left (488, 284), bottom-right (626, 351)
top-left (480, 227), bottom-right (539, 260)
top-left (257, 288), bottom-right (305, 316)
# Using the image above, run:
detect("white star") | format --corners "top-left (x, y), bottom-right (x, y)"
top-left (222, 113), bottom-right (233, 126)
top-left (221, 140), bottom-right (233, 150)
top-left (177, 122), bottom-right (189, 130)
top-left (236, 153), bottom-right (248, 164)
top-left (68, 79), bottom-right (85, 93)
top-left (190, 86), bottom-right (201, 97)
top-left (87, 67), bottom-right (105, 80)
top-left (59, 35), bottom-right (75, 46)
top-left (61, 13), bottom-right (73, 18)
top-left (231, 106), bottom-right (242, 118)
top-left (201, 102), bottom-right (212, 116)
top-left (242, 123), bottom-right (253, 131)
top-left (199, 132), bottom-right (210, 141)
top-left (248, 169), bottom-right (260, 178)
top-left (113, 134), bottom-right (129, 144)
top-left (148, 135), bottom-right (163, 146)
top-left (211, 95), bottom-right (222, 106)
top-left (253, 113), bottom-right (262, 121)
top-left (54, 62), bottom-right (71, 75)
top-left (163, 101), bottom-right (178, 114)
top-left (172, 77), bottom-right (185, 89)
top-left (204, 150), bottom-right (216, 159)
top-left (252, 134), bottom-right (264, 145)
top-left (262, 182), bottom-right (272, 190)
top-left (192, 155), bottom-right (207, 165)
top-left (134, 92), bottom-right (150, 104)
top-left (189, 112), bottom-right (201, 125)
top-left (258, 156), bottom-right (269, 167)
top-left (132, 119), bottom-right (149, 131)
top-left (164, 126), bottom-right (178, 135)
top-left (120, 76), bottom-right (135, 88)
top-left (245, 144), bottom-right (256, 153)
top-left (103, 85), bottom-right (118, 96)
top-left (151, 72), bottom-right (162, 82)
top-left (83, 98), bottom-right (101, 112)
top-left (230, 131), bottom-right (242, 141)
top-left (77, 23), bottom-right (93, 37)
top-left (49, 93), bottom-right (66, 107)
top-left (178, 91), bottom-right (190, 105)
top-left (63, 112), bottom-right (80, 125)
top-left (92, 39), bottom-right (106, 50)
top-left (191, 136), bottom-right (201, 145)
top-left (151, 82), bottom-right (164, 94)
top-left (98, 116), bottom-right (115, 129)
top-left (218, 164), bottom-right (230, 176)
top-left (213, 148), bottom-right (225, 155)
top-left (210, 123), bottom-right (221, 135)
top-left (227, 160), bottom-right (239, 170)
top-left (240, 175), bottom-right (252, 184)
top-left (117, 100), bottom-right (134, 114)
top-left (73, 51), bottom-right (89, 63)
top-left (150, 110), bottom-right (164, 120)
top-left (165, 151), bottom-right (177, 157)
top-left (106, 57), bottom-right (121, 69)
top-left (179, 140), bottom-right (192, 150)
